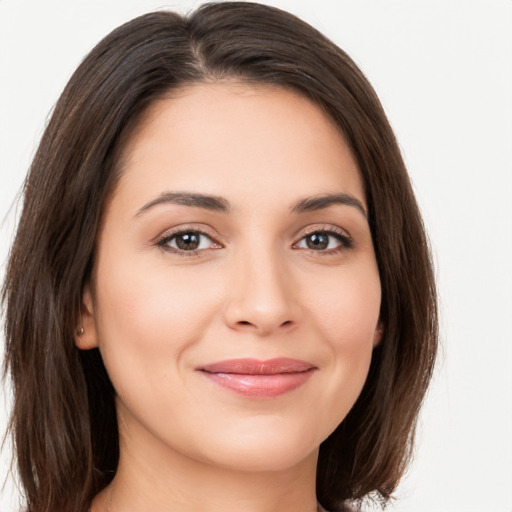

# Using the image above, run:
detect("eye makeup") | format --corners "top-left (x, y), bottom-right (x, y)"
top-left (293, 225), bottom-right (353, 255)
top-left (156, 226), bottom-right (223, 256)
top-left (155, 222), bottom-right (354, 259)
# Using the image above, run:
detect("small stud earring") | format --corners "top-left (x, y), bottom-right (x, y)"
top-left (78, 327), bottom-right (84, 336)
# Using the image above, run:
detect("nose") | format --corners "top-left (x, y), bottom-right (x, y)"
top-left (223, 248), bottom-right (300, 336)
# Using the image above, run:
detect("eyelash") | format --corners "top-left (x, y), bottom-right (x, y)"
top-left (156, 228), bottom-right (221, 257)
top-left (293, 226), bottom-right (353, 254)
top-left (156, 226), bottom-right (353, 256)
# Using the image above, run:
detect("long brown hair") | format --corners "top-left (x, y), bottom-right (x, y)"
top-left (2, 3), bottom-right (438, 512)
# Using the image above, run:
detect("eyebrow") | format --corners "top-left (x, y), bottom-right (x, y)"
top-left (136, 192), bottom-right (230, 216)
top-left (291, 193), bottom-right (367, 218)
top-left (136, 191), bottom-right (366, 218)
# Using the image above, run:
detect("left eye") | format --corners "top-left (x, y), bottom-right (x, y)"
top-left (160, 231), bottom-right (216, 252)
top-left (295, 231), bottom-right (346, 251)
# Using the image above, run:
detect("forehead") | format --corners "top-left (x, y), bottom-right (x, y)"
top-left (111, 82), bottom-right (365, 212)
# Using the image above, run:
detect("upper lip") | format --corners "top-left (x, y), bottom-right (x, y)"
top-left (198, 358), bottom-right (316, 375)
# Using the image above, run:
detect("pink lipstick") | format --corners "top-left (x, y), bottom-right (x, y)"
top-left (198, 358), bottom-right (316, 398)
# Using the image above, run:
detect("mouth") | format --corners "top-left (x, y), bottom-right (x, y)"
top-left (197, 358), bottom-right (317, 398)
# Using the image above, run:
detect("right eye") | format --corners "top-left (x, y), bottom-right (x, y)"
top-left (157, 230), bottom-right (221, 254)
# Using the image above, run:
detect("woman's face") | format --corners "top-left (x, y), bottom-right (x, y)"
top-left (79, 83), bottom-right (382, 473)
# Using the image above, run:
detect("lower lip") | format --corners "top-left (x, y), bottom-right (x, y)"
top-left (201, 370), bottom-right (315, 398)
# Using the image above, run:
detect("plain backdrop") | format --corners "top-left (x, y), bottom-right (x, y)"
top-left (1, 1), bottom-right (511, 511)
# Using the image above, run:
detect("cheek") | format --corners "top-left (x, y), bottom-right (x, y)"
top-left (305, 263), bottom-right (380, 418)
top-left (308, 261), bottom-right (381, 346)
top-left (92, 250), bottom-right (222, 393)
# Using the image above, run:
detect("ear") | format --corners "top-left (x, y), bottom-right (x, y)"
top-left (74, 283), bottom-right (99, 350)
top-left (373, 321), bottom-right (384, 348)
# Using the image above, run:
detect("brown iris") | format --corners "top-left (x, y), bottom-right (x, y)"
top-left (306, 233), bottom-right (329, 250)
top-left (175, 232), bottom-right (201, 250)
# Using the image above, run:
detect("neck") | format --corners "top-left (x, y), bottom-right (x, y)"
top-left (93, 416), bottom-right (320, 512)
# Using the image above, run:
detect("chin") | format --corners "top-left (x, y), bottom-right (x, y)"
top-left (189, 420), bottom-right (327, 473)
top-left (205, 444), bottom-right (318, 473)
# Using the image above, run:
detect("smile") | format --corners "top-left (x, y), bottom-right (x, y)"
top-left (197, 358), bottom-right (317, 398)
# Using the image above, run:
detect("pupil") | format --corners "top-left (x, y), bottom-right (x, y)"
top-left (307, 233), bottom-right (328, 250)
top-left (176, 233), bottom-right (200, 250)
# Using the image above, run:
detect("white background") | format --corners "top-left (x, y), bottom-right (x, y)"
top-left (1, 1), bottom-right (511, 511)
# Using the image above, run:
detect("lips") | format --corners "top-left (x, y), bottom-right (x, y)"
top-left (198, 358), bottom-right (316, 398)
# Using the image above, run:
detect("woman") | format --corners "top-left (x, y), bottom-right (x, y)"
top-left (2, 2), bottom-right (437, 512)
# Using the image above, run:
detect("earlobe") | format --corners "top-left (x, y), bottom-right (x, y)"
top-left (74, 283), bottom-right (99, 350)
top-left (373, 321), bottom-right (384, 348)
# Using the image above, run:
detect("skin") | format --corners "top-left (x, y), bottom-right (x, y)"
top-left (77, 82), bottom-right (382, 512)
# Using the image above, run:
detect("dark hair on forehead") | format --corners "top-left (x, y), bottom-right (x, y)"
top-left (2, 3), bottom-right (437, 512)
